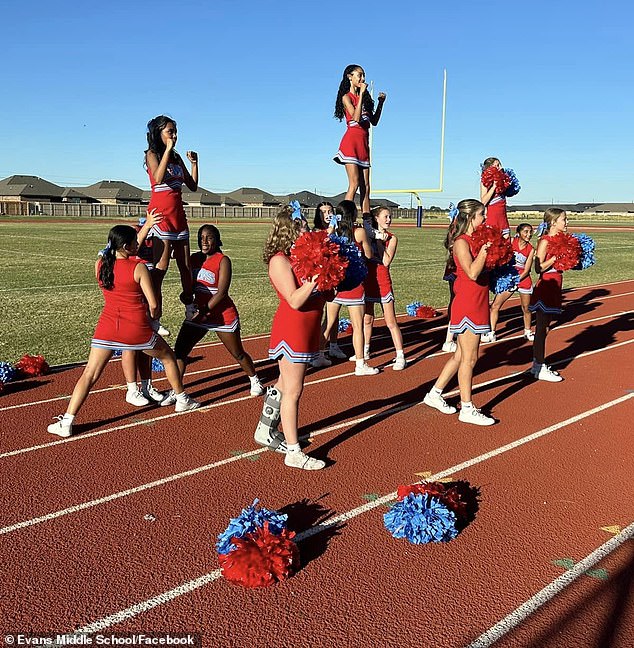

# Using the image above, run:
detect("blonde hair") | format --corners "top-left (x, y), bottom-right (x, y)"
top-left (263, 206), bottom-right (301, 263)
top-left (445, 199), bottom-right (484, 251)
top-left (481, 157), bottom-right (500, 171)
top-left (543, 207), bottom-right (566, 232)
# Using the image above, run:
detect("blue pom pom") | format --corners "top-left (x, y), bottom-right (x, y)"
top-left (151, 358), bottom-right (164, 372)
top-left (504, 168), bottom-right (521, 197)
top-left (0, 362), bottom-right (17, 383)
top-left (406, 301), bottom-right (423, 317)
top-left (112, 349), bottom-right (123, 358)
top-left (572, 233), bottom-right (596, 270)
top-left (383, 493), bottom-right (458, 544)
top-left (338, 317), bottom-right (352, 333)
top-left (329, 235), bottom-right (368, 291)
top-left (216, 499), bottom-right (289, 555)
top-left (489, 262), bottom-right (520, 294)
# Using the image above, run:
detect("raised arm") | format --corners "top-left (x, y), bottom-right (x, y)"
top-left (369, 92), bottom-right (386, 126)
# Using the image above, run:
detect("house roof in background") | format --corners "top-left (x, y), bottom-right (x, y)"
top-left (0, 175), bottom-right (65, 198)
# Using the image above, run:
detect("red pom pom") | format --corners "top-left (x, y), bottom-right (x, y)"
top-left (15, 354), bottom-right (49, 378)
top-left (397, 482), bottom-right (467, 521)
top-left (414, 305), bottom-right (438, 319)
top-left (481, 167), bottom-right (511, 196)
top-left (218, 522), bottom-right (300, 588)
top-left (470, 224), bottom-right (514, 269)
top-left (290, 231), bottom-right (348, 292)
top-left (547, 233), bottom-right (582, 271)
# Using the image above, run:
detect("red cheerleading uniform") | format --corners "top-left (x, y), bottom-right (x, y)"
top-left (92, 257), bottom-right (157, 350)
top-left (334, 233), bottom-right (366, 306)
top-left (188, 251), bottom-right (239, 332)
top-left (147, 160), bottom-right (189, 241)
top-left (529, 238), bottom-right (563, 314)
top-left (364, 234), bottom-right (395, 304)
top-left (134, 224), bottom-right (154, 271)
top-left (449, 234), bottom-right (491, 335)
top-left (268, 253), bottom-right (327, 363)
top-left (512, 237), bottom-right (533, 294)
top-left (485, 196), bottom-right (510, 236)
top-left (333, 92), bottom-right (371, 168)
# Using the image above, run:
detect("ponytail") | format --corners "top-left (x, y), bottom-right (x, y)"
top-left (98, 225), bottom-right (138, 290)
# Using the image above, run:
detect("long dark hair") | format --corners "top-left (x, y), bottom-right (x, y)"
top-left (336, 200), bottom-right (358, 241)
top-left (145, 115), bottom-right (176, 166)
top-left (197, 224), bottom-right (223, 252)
top-left (314, 201), bottom-right (334, 230)
top-left (444, 199), bottom-right (484, 252)
top-left (334, 64), bottom-right (375, 121)
top-left (99, 225), bottom-right (137, 290)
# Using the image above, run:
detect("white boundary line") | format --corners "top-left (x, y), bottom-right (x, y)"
top-left (2, 340), bottom-right (632, 535)
top-left (466, 520), bottom-right (634, 647)
top-left (70, 391), bottom-right (634, 633)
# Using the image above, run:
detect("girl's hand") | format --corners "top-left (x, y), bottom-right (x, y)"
top-left (187, 150), bottom-right (198, 163)
top-left (480, 242), bottom-right (492, 256)
top-left (378, 92), bottom-right (386, 102)
top-left (145, 208), bottom-right (163, 227)
top-left (360, 82), bottom-right (368, 95)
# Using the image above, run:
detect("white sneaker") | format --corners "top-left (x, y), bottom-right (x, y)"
top-left (157, 324), bottom-right (170, 337)
top-left (126, 390), bottom-right (150, 407)
top-left (392, 356), bottom-right (407, 371)
top-left (423, 391), bottom-right (457, 414)
top-left (284, 450), bottom-right (326, 471)
top-left (481, 332), bottom-right (496, 344)
top-left (442, 341), bottom-right (457, 353)
top-left (328, 344), bottom-right (348, 360)
top-left (311, 354), bottom-right (332, 368)
top-left (349, 352), bottom-right (370, 362)
top-left (355, 362), bottom-right (379, 376)
top-left (160, 390), bottom-right (177, 407)
top-left (142, 386), bottom-right (166, 403)
top-left (535, 365), bottom-right (563, 382)
top-left (249, 377), bottom-right (265, 396)
top-left (175, 394), bottom-right (201, 412)
top-left (47, 416), bottom-right (73, 437)
top-left (458, 406), bottom-right (495, 426)
top-left (524, 330), bottom-right (535, 341)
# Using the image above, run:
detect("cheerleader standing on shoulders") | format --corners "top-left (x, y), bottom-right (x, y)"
top-left (323, 200), bottom-right (378, 375)
top-left (480, 157), bottom-right (510, 237)
top-left (363, 206), bottom-right (406, 370)
top-left (47, 226), bottom-right (199, 437)
top-left (528, 209), bottom-right (568, 382)
top-left (254, 206), bottom-right (326, 470)
top-left (423, 199), bottom-right (495, 426)
top-left (483, 223), bottom-right (535, 343)
top-left (163, 224), bottom-right (264, 402)
top-left (145, 115), bottom-right (198, 330)
top-left (333, 64), bottom-right (386, 214)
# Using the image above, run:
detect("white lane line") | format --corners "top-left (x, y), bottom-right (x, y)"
top-left (2, 341), bottom-right (632, 534)
top-left (71, 392), bottom-right (634, 633)
top-left (466, 520), bottom-right (634, 647)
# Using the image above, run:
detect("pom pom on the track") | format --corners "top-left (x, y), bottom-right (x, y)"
top-left (397, 482), bottom-right (468, 521)
top-left (572, 233), bottom-right (596, 270)
top-left (384, 492), bottom-right (458, 544)
top-left (290, 231), bottom-right (348, 292)
top-left (215, 498), bottom-right (289, 555)
top-left (329, 235), bottom-right (368, 291)
top-left (15, 354), bottom-right (49, 378)
top-left (414, 305), bottom-right (438, 319)
top-left (489, 262), bottom-right (520, 294)
top-left (503, 168), bottom-right (521, 197)
top-left (218, 522), bottom-right (299, 588)
top-left (548, 232), bottom-right (582, 271)
top-left (406, 301), bottom-right (423, 316)
top-left (471, 224), bottom-right (514, 269)
top-left (338, 318), bottom-right (352, 333)
top-left (480, 167), bottom-right (511, 196)
top-left (0, 361), bottom-right (17, 384)
top-left (151, 358), bottom-right (164, 373)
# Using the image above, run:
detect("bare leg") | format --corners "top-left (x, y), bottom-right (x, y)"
top-left (490, 291), bottom-right (511, 333)
top-left (324, 301), bottom-right (342, 344)
top-left (382, 300), bottom-right (404, 352)
top-left (361, 167), bottom-right (371, 214)
top-left (144, 338), bottom-right (186, 394)
top-left (217, 330), bottom-right (257, 377)
top-left (66, 348), bottom-right (114, 415)
top-left (520, 293), bottom-right (532, 331)
top-left (172, 239), bottom-right (193, 302)
top-left (121, 350), bottom-right (137, 384)
top-left (364, 302), bottom-right (375, 349)
top-left (276, 358), bottom-right (307, 446)
top-left (456, 330), bottom-right (480, 404)
top-left (344, 164), bottom-right (360, 202)
top-left (348, 304), bottom-right (365, 360)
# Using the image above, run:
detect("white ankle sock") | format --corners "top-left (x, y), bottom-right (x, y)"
top-left (355, 359), bottom-right (365, 368)
top-left (287, 443), bottom-right (301, 452)
top-left (249, 375), bottom-right (260, 384)
top-left (127, 382), bottom-right (138, 392)
top-left (62, 413), bottom-right (75, 424)
top-left (461, 401), bottom-right (473, 410)
top-left (175, 392), bottom-right (187, 401)
top-left (364, 344), bottom-right (370, 355)
top-left (396, 350), bottom-right (405, 359)
top-left (431, 386), bottom-right (442, 396)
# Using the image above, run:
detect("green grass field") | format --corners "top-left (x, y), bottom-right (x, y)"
top-left (1, 218), bottom-right (632, 365)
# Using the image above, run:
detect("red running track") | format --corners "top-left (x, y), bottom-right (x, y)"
top-left (1, 280), bottom-right (633, 646)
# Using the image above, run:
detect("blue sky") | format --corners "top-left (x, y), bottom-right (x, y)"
top-left (4, 0), bottom-right (634, 206)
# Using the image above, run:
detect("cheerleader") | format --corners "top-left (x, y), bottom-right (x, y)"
top-left (47, 225), bottom-right (199, 438)
top-left (253, 206), bottom-right (326, 471)
top-left (483, 223), bottom-right (535, 343)
top-left (529, 209), bottom-right (568, 382)
top-left (363, 206), bottom-right (406, 369)
top-left (480, 157), bottom-right (510, 237)
top-left (441, 206), bottom-right (459, 353)
top-left (333, 65), bottom-right (386, 214)
top-left (145, 115), bottom-right (198, 316)
top-left (314, 201), bottom-right (335, 232)
top-left (163, 224), bottom-right (265, 401)
top-left (323, 200), bottom-right (378, 375)
top-left (423, 199), bottom-right (495, 426)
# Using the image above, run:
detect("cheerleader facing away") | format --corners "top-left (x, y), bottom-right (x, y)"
top-left (333, 64), bottom-right (386, 214)
top-left (47, 226), bottom-right (199, 438)
top-left (254, 206), bottom-right (326, 471)
top-left (423, 200), bottom-right (495, 426)
top-left (363, 206), bottom-right (406, 370)
top-left (480, 157), bottom-right (510, 237)
top-left (482, 223), bottom-right (535, 343)
top-left (529, 209), bottom-right (568, 382)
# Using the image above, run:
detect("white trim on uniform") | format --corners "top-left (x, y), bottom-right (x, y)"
top-left (268, 341), bottom-right (317, 364)
top-left (333, 151), bottom-right (371, 168)
top-left (91, 333), bottom-right (158, 351)
top-left (150, 225), bottom-right (189, 241)
top-left (184, 318), bottom-right (239, 333)
top-left (529, 301), bottom-right (561, 314)
top-left (450, 318), bottom-right (491, 336)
